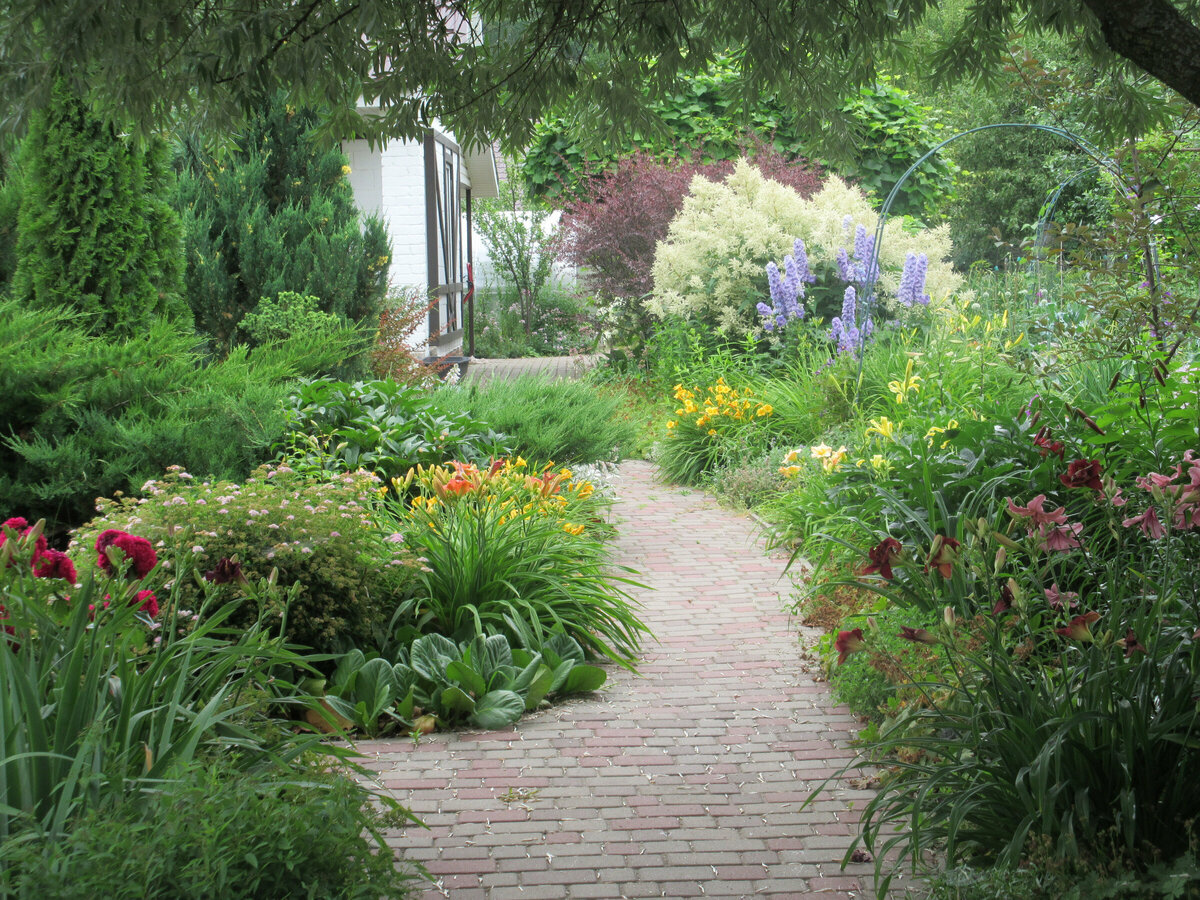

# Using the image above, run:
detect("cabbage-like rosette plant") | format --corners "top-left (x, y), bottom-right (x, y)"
top-left (648, 161), bottom-right (961, 338)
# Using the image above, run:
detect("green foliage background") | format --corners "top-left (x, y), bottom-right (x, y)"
top-left (9, 80), bottom-right (187, 336)
top-left (173, 93), bottom-right (390, 355)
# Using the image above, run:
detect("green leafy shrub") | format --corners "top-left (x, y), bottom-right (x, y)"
top-left (383, 460), bottom-right (648, 667)
top-left (0, 760), bottom-right (421, 899)
top-left (71, 465), bottom-right (417, 658)
top-left (433, 375), bottom-right (637, 464)
top-left (648, 161), bottom-right (961, 337)
top-left (10, 80), bottom-right (186, 335)
top-left (240, 290), bottom-right (346, 345)
top-left (0, 298), bottom-right (361, 537)
top-left (174, 93), bottom-right (390, 356)
top-left (279, 378), bottom-right (510, 485)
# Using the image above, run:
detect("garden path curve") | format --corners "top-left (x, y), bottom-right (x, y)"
top-left (363, 460), bottom-right (906, 899)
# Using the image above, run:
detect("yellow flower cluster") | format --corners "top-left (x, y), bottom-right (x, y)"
top-left (924, 419), bottom-right (960, 448)
top-left (778, 444), bottom-right (847, 477)
top-left (670, 378), bottom-right (772, 432)
top-left (398, 458), bottom-right (596, 538)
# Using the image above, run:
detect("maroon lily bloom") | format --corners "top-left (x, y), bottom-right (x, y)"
top-left (898, 626), bottom-right (938, 645)
top-left (1060, 459), bottom-right (1104, 491)
top-left (1033, 430), bottom-right (1065, 459)
top-left (204, 557), bottom-right (246, 586)
top-left (1122, 629), bottom-right (1146, 657)
top-left (992, 580), bottom-right (1015, 615)
top-left (862, 537), bottom-right (902, 580)
top-left (835, 628), bottom-right (865, 665)
top-left (924, 535), bottom-right (960, 579)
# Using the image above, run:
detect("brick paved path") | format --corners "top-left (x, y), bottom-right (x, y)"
top-left (464, 355), bottom-right (598, 383)
top-left (363, 460), bottom-right (911, 898)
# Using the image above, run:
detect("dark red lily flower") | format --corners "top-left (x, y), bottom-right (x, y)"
top-left (204, 557), bottom-right (246, 586)
top-left (1122, 629), bottom-right (1146, 657)
top-left (835, 628), bottom-right (865, 664)
top-left (924, 536), bottom-right (960, 578)
top-left (1055, 611), bottom-right (1101, 641)
top-left (1061, 459), bottom-right (1104, 491)
top-left (992, 580), bottom-right (1015, 615)
top-left (862, 537), bottom-right (902, 580)
top-left (1033, 431), bottom-right (1065, 459)
top-left (898, 626), bottom-right (938, 645)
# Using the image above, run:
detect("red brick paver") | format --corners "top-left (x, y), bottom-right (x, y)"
top-left (365, 461), bottom-right (918, 898)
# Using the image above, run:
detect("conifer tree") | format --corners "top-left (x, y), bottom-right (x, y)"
top-left (175, 95), bottom-right (390, 355)
top-left (11, 80), bottom-right (186, 336)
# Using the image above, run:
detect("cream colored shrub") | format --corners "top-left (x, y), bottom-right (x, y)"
top-left (648, 160), bottom-right (962, 337)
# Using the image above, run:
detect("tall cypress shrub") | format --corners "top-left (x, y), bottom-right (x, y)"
top-left (175, 95), bottom-right (390, 355)
top-left (11, 80), bottom-right (186, 335)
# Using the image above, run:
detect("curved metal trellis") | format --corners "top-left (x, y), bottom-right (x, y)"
top-left (853, 122), bottom-right (1135, 390)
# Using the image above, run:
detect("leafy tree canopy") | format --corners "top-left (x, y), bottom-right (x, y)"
top-left (2, 0), bottom-right (1199, 151)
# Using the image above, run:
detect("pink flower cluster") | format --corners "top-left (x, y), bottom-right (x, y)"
top-left (1006, 495), bottom-right (1083, 552)
top-left (1120, 451), bottom-right (1200, 537)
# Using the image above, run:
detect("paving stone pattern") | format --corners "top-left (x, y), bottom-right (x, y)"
top-left (364, 460), bottom-right (910, 899)
top-left (463, 355), bottom-right (597, 383)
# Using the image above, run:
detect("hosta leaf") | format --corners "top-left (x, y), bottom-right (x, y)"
top-left (411, 634), bottom-right (458, 684)
top-left (523, 666), bottom-right (554, 711)
top-left (470, 690), bottom-right (525, 729)
top-left (544, 632), bottom-right (584, 666)
top-left (446, 660), bottom-right (487, 697)
top-left (440, 685), bottom-right (476, 717)
top-left (559, 665), bottom-right (606, 695)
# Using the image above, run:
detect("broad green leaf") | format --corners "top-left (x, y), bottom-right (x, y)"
top-left (440, 685), bottom-right (476, 717)
top-left (559, 665), bottom-right (606, 695)
top-left (446, 660), bottom-right (487, 697)
top-left (470, 690), bottom-right (525, 729)
top-left (544, 633), bottom-right (584, 666)
top-left (411, 634), bottom-right (459, 684)
top-left (523, 666), bottom-right (554, 711)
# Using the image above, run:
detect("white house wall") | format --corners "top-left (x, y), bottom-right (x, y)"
top-left (342, 136), bottom-right (437, 349)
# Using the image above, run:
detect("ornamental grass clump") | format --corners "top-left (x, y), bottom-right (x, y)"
top-left (71, 464), bottom-right (418, 657)
top-left (382, 459), bottom-right (648, 667)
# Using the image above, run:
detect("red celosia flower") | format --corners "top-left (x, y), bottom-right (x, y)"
top-left (95, 530), bottom-right (157, 579)
top-left (898, 626), bottom-right (938, 645)
top-left (134, 590), bottom-right (159, 618)
top-left (924, 535), bottom-right (960, 578)
top-left (1, 517), bottom-right (48, 559)
top-left (1055, 611), bottom-right (1101, 641)
top-left (32, 548), bottom-right (77, 583)
top-left (862, 537), bottom-right (902, 580)
top-left (835, 628), bottom-right (865, 664)
top-left (1060, 459), bottom-right (1103, 491)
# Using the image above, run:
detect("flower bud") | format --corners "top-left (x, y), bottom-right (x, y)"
top-left (993, 547), bottom-right (1007, 574)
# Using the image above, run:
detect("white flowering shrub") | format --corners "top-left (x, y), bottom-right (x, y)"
top-left (648, 160), bottom-right (962, 337)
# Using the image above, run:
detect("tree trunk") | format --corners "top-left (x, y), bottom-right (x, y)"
top-left (1079, 0), bottom-right (1200, 108)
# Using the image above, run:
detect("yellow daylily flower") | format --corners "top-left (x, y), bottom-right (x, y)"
top-left (866, 417), bottom-right (900, 442)
top-left (887, 358), bottom-right (922, 404)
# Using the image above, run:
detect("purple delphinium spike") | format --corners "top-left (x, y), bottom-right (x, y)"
top-left (793, 239), bottom-right (816, 284)
top-left (836, 248), bottom-right (854, 283)
top-left (759, 242), bottom-right (811, 331)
